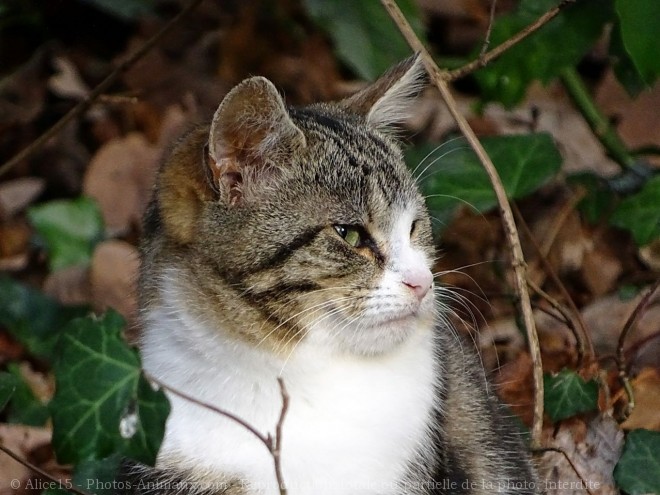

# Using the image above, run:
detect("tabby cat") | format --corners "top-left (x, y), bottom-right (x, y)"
top-left (132, 56), bottom-right (538, 495)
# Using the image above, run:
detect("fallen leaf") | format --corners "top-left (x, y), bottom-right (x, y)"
top-left (0, 424), bottom-right (51, 495)
top-left (43, 265), bottom-right (92, 307)
top-left (540, 415), bottom-right (624, 495)
top-left (0, 178), bottom-right (45, 219)
top-left (620, 368), bottom-right (660, 431)
top-left (48, 56), bottom-right (90, 101)
top-left (90, 240), bottom-right (139, 320)
top-left (83, 133), bottom-right (159, 235)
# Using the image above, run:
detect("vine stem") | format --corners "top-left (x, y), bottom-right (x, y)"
top-left (380, 0), bottom-right (544, 447)
top-left (560, 67), bottom-right (636, 170)
top-left (0, 0), bottom-right (205, 179)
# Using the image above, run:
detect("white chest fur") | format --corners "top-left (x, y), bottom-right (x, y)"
top-left (141, 290), bottom-right (438, 495)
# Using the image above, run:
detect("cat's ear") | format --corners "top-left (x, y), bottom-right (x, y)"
top-left (341, 54), bottom-right (427, 131)
top-left (207, 76), bottom-right (306, 204)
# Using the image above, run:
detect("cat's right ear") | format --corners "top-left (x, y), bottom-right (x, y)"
top-left (340, 54), bottom-right (427, 132)
top-left (206, 77), bottom-right (306, 205)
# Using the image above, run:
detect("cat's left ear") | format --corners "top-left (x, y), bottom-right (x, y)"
top-left (207, 76), bottom-right (306, 205)
top-left (340, 54), bottom-right (427, 131)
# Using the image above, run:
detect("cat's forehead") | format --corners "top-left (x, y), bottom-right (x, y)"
top-left (290, 106), bottom-right (421, 215)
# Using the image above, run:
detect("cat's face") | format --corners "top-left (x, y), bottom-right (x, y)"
top-left (151, 57), bottom-right (434, 356)
top-left (213, 107), bottom-right (435, 356)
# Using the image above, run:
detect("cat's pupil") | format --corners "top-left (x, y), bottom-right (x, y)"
top-left (334, 225), bottom-right (362, 248)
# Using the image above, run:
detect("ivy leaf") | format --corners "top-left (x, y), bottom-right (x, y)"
top-left (5, 363), bottom-right (50, 426)
top-left (73, 454), bottom-right (123, 495)
top-left (615, 0), bottom-right (660, 86)
top-left (475, 0), bottom-right (613, 106)
top-left (614, 429), bottom-right (660, 494)
top-left (0, 275), bottom-right (88, 360)
top-left (544, 369), bottom-right (599, 422)
top-left (28, 196), bottom-right (104, 271)
top-left (303, 0), bottom-right (423, 80)
top-left (406, 133), bottom-right (561, 226)
top-left (610, 175), bottom-right (660, 245)
top-left (568, 172), bottom-right (617, 225)
top-left (0, 372), bottom-right (18, 411)
top-left (608, 21), bottom-right (648, 97)
top-left (50, 311), bottom-right (170, 466)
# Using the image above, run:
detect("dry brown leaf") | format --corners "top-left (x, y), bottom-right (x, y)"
top-left (596, 69), bottom-right (660, 167)
top-left (47, 56), bottom-right (89, 101)
top-left (620, 368), bottom-right (660, 431)
top-left (14, 362), bottom-right (54, 405)
top-left (0, 220), bottom-right (31, 260)
top-left (0, 424), bottom-right (51, 495)
top-left (540, 415), bottom-right (624, 495)
top-left (585, 291), bottom-right (660, 359)
top-left (493, 352), bottom-right (535, 427)
top-left (90, 240), bottom-right (139, 320)
top-left (0, 178), bottom-right (45, 219)
top-left (82, 133), bottom-right (159, 235)
top-left (42, 265), bottom-right (91, 307)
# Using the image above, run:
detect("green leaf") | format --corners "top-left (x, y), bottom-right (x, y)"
top-left (50, 311), bottom-right (170, 465)
top-left (615, 0), bottom-right (660, 86)
top-left (475, 0), bottom-right (613, 106)
top-left (610, 175), bottom-right (660, 245)
top-left (614, 429), bottom-right (660, 494)
top-left (28, 196), bottom-right (104, 271)
top-left (80, 0), bottom-right (155, 20)
top-left (6, 363), bottom-right (50, 426)
top-left (568, 172), bottom-right (617, 224)
top-left (406, 133), bottom-right (562, 226)
top-left (0, 275), bottom-right (88, 359)
top-left (609, 21), bottom-right (648, 97)
top-left (73, 454), bottom-right (123, 495)
top-left (0, 372), bottom-right (18, 411)
top-left (544, 369), bottom-right (599, 422)
top-left (303, 0), bottom-right (423, 80)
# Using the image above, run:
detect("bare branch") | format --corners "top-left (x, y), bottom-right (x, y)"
top-left (0, 0), bottom-right (204, 179)
top-left (0, 444), bottom-right (93, 495)
top-left (616, 278), bottom-right (660, 419)
top-left (448, 0), bottom-right (577, 81)
top-left (512, 202), bottom-right (594, 368)
top-left (380, 0), bottom-right (544, 448)
top-left (480, 0), bottom-right (498, 58)
top-left (146, 374), bottom-right (289, 495)
top-left (534, 447), bottom-right (596, 495)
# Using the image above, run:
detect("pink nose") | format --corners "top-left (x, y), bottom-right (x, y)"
top-left (402, 269), bottom-right (433, 301)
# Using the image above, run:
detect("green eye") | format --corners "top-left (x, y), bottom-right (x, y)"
top-left (334, 225), bottom-right (363, 247)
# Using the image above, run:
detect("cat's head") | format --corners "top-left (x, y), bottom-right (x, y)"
top-left (148, 56), bottom-right (435, 356)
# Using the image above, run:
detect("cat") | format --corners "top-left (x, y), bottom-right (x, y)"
top-left (129, 56), bottom-right (538, 495)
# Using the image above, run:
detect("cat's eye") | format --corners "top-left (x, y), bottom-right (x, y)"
top-left (334, 225), bottom-right (364, 248)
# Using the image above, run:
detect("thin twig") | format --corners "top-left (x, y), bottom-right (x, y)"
top-left (0, 444), bottom-right (93, 495)
top-left (0, 0), bottom-right (204, 179)
top-left (534, 447), bottom-right (596, 495)
top-left (512, 202), bottom-right (594, 369)
top-left (147, 374), bottom-right (289, 495)
top-left (380, 0), bottom-right (543, 448)
top-left (273, 378), bottom-right (290, 495)
top-left (528, 278), bottom-right (583, 367)
top-left (448, 0), bottom-right (577, 81)
top-left (616, 279), bottom-right (660, 419)
top-left (479, 0), bottom-right (498, 58)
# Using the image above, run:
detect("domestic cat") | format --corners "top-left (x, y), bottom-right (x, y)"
top-left (131, 56), bottom-right (538, 495)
